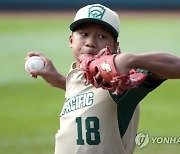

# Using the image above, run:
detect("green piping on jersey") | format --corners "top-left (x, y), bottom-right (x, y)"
top-left (109, 70), bottom-right (165, 138)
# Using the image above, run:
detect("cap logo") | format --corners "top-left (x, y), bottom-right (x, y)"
top-left (88, 5), bottom-right (105, 20)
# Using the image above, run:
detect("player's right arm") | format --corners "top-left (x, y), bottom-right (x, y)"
top-left (114, 52), bottom-right (180, 80)
top-left (26, 52), bottom-right (66, 91)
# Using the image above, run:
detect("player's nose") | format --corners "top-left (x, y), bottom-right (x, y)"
top-left (85, 37), bottom-right (97, 48)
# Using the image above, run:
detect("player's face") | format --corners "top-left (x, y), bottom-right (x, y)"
top-left (69, 22), bottom-right (119, 63)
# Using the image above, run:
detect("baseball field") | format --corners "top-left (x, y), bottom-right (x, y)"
top-left (0, 11), bottom-right (180, 154)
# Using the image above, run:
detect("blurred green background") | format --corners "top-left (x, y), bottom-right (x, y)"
top-left (0, 11), bottom-right (180, 154)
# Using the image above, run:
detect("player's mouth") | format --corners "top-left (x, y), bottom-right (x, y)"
top-left (81, 49), bottom-right (99, 55)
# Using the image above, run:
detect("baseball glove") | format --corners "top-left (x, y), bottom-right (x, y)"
top-left (79, 47), bottom-right (147, 95)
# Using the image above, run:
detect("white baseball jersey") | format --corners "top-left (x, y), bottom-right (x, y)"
top-left (55, 64), bottom-right (163, 154)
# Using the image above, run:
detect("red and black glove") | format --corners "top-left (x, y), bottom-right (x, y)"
top-left (79, 47), bottom-right (147, 94)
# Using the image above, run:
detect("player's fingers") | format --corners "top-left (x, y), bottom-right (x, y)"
top-left (25, 52), bottom-right (50, 67)
top-left (29, 70), bottom-right (38, 78)
top-left (95, 73), bottom-right (102, 83)
top-left (30, 69), bottom-right (45, 77)
top-left (102, 79), bottom-right (110, 87)
top-left (27, 51), bottom-right (44, 57)
top-left (95, 73), bottom-right (111, 87)
top-left (25, 52), bottom-right (43, 61)
top-left (31, 74), bottom-right (37, 79)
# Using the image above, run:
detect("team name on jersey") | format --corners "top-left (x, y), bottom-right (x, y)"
top-left (60, 92), bottom-right (94, 117)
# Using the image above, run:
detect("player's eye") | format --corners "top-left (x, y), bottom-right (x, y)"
top-left (98, 35), bottom-right (105, 39)
top-left (81, 32), bottom-right (88, 36)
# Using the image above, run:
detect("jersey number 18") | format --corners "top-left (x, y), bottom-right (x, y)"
top-left (76, 117), bottom-right (100, 145)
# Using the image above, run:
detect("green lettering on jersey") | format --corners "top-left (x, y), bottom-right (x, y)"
top-left (76, 116), bottom-right (101, 145)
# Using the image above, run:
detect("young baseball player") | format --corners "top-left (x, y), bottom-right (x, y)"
top-left (26, 4), bottom-right (180, 154)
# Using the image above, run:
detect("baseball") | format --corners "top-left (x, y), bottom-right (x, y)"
top-left (25, 56), bottom-right (45, 72)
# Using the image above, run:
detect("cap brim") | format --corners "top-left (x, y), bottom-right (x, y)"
top-left (69, 18), bottom-right (118, 38)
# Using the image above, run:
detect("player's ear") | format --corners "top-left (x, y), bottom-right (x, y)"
top-left (117, 46), bottom-right (121, 54)
top-left (69, 33), bottom-right (73, 48)
top-left (113, 42), bottom-right (121, 53)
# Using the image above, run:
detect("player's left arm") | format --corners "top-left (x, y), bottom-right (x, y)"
top-left (114, 52), bottom-right (180, 79)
